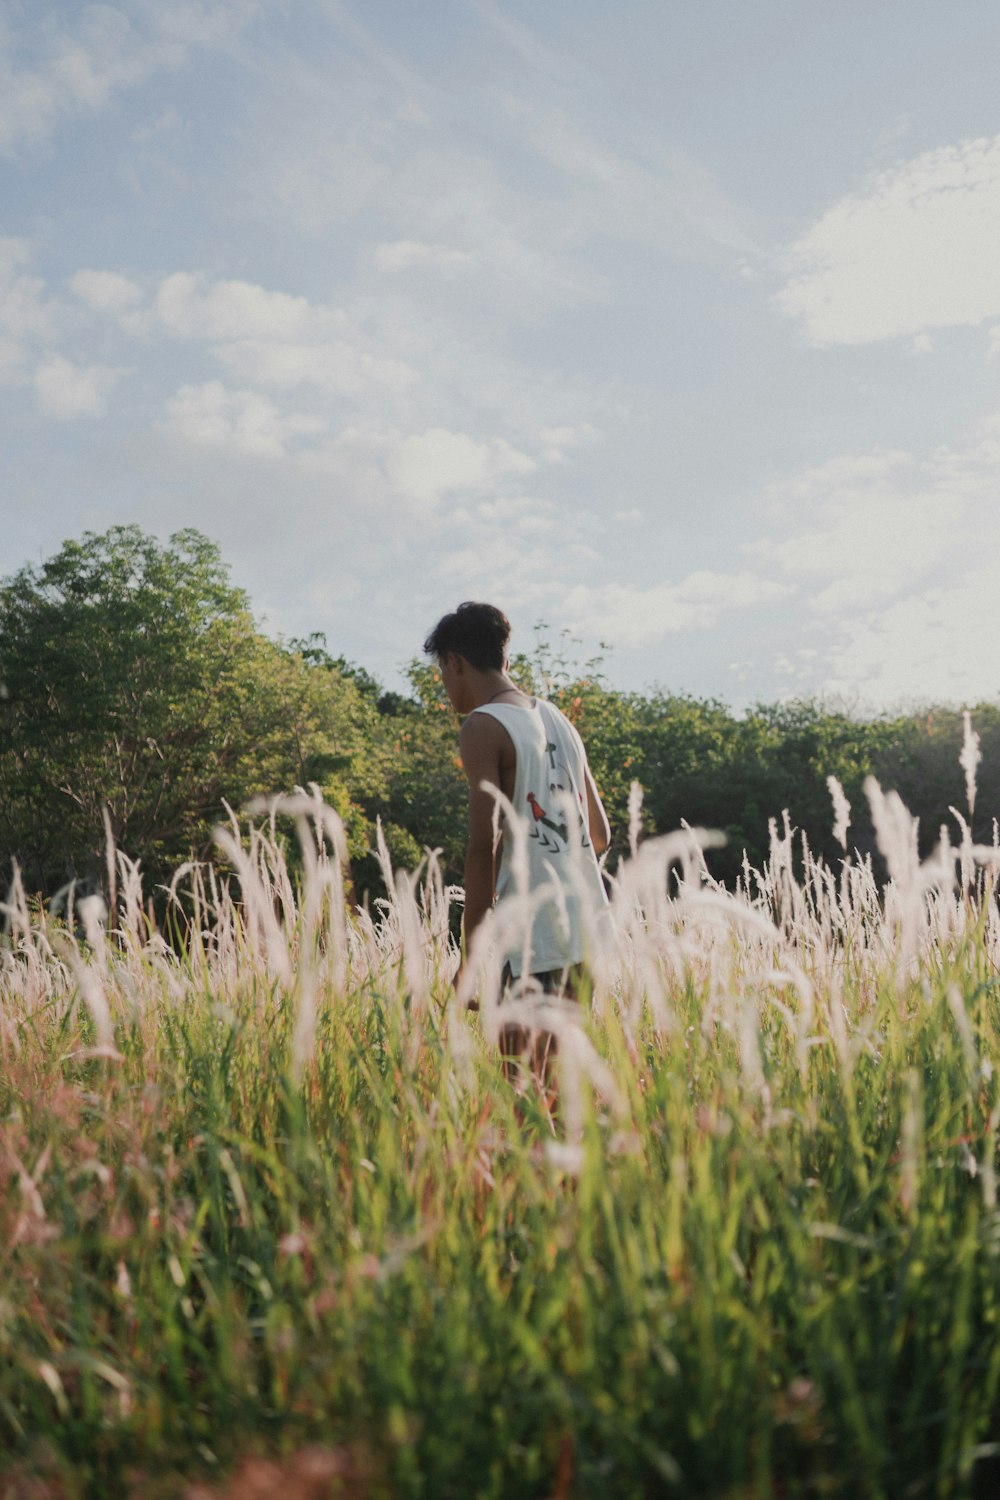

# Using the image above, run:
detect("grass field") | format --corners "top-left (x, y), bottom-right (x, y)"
top-left (3, 778), bottom-right (1000, 1499)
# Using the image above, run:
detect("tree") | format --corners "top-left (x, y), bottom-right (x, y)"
top-left (378, 657), bottom-right (468, 880)
top-left (0, 527), bottom-right (379, 896)
top-left (7, 526), bottom-right (995, 905)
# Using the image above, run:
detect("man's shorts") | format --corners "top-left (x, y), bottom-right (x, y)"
top-left (499, 961), bottom-right (586, 999)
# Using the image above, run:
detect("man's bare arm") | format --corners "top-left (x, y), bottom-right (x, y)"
top-left (584, 762), bottom-right (611, 856)
top-left (458, 713), bottom-right (504, 966)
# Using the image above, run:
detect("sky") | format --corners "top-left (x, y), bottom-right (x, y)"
top-left (3, 0), bottom-right (1000, 708)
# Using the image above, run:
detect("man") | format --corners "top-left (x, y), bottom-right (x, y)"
top-left (423, 602), bottom-right (611, 1033)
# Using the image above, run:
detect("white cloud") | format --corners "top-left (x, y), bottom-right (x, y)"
top-left (742, 409), bottom-right (1000, 700)
top-left (156, 272), bottom-right (319, 342)
top-left (822, 569), bottom-right (1000, 704)
top-left (161, 381), bottom-right (324, 457)
top-left (754, 449), bottom-right (959, 611)
top-left (474, 495), bottom-right (555, 524)
top-left (34, 355), bottom-right (122, 419)
top-left (0, 7), bottom-right (145, 153)
top-left (0, 337), bottom-right (24, 385)
top-left (562, 570), bottom-right (793, 648)
top-left (249, 97), bottom-right (608, 307)
top-left (0, 237), bottom-right (56, 340)
top-left (373, 240), bottom-right (475, 275)
top-left (774, 647), bottom-right (819, 682)
top-left (387, 427), bottom-right (536, 513)
top-left (778, 134), bottom-right (1000, 345)
top-left (496, 88), bottom-right (760, 264)
top-left (538, 422), bottom-right (599, 463)
top-left (213, 337), bottom-right (415, 395)
top-left (1, 244), bottom-right (128, 408)
top-left (152, 0), bottom-right (265, 50)
top-left (753, 423), bottom-right (1000, 617)
top-left (71, 268), bottom-right (143, 314)
top-left (99, 258), bottom-right (598, 536)
top-left (440, 535), bottom-right (549, 581)
top-left (146, 271), bottom-right (418, 396)
top-left (0, 2), bottom-right (264, 155)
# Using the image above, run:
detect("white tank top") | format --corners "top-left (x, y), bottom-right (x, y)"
top-left (472, 698), bottom-right (609, 978)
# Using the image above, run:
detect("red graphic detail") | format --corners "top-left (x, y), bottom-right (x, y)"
top-left (527, 792), bottom-right (547, 822)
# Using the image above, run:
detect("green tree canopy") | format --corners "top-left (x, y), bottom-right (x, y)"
top-left (3, 526), bottom-right (996, 905)
top-left (0, 527), bottom-right (382, 895)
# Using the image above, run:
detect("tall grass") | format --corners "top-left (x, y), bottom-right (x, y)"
top-left (2, 772), bottom-right (1000, 1499)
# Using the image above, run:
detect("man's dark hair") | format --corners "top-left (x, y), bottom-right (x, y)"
top-left (424, 601), bottom-right (511, 672)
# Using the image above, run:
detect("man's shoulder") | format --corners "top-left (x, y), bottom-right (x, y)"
top-left (459, 712), bottom-right (506, 785)
top-left (460, 709), bottom-right (509, 749)
top-left (462, 706), bottom-right (508, 730)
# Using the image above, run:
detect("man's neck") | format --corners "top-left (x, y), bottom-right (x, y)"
top-left (467, 673), bottom-right (512, 710)
top-left (466, 672), bottom-right (532, 712)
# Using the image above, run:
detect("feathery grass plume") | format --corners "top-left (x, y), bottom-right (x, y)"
top-left (304, 784), bottom-right (353, 993)
top-left (761, 962), bottom-right (817, 1085)
top-left (246, 788), bottom-right (354, 1079)
top-left (419, 846), bottom-right (458, 977)
top-left (5, 783), bottom-right (1000, 1493)
top-left (394, 865), bottom-right (433, 1029)
top-left (762, 810), bottom-right (808, 936)
top-left (627, 778), bottom-right (644, 859)
top-left (57, 899), bottom-right (121, 1060)
top-left (827, 774), bottom-right (852, 852)
top-left (213, 811), bottom-right (294, 990)
top-left (1, 860), bottom-right (31, 946)
top-left (374, 813), bottom-right (397, 916)
top-left (115, 849), bottom-right (146, 950)
top-left (78, 892), bottom-right (108, 960)
top-left (736, 981), bottom-right (767, 1103)
top-left (864, 776), bottom-right (919, 890)
top-left (538, 999), bottom-right (627, 1161)
top-left (607, 825), bottom-right (724, 1040)
top-left (981, 1103), bottom-right (1000, 1211)
top-left (862, 773), bottom-right (957, 980)
top-left (948, 806), bottom-right (977, 895)
top-left (10, 1145), bottom-right (54, 1246)
top-left (823, 968), bottom-right (853, 1081)
top-left (102, 805), bottom-right (117, 923)
top-left (960, 708), bottom-right (981, 819)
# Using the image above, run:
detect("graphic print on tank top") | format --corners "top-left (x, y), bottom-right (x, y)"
top-left (525, 738), bottom-right (591, 854)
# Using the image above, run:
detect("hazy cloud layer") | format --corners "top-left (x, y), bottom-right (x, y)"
top-left (4, 4), bottom-right (1000, 705)
top-left (747, 408), bottom-right (1000, 701)
top-left (562, 571), bottom-right (793, 649)
top-left (0, 1), bottom-right (265, 155)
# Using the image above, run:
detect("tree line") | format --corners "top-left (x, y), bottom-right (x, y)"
top-left (2, 525), bottom-right (997, 905)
